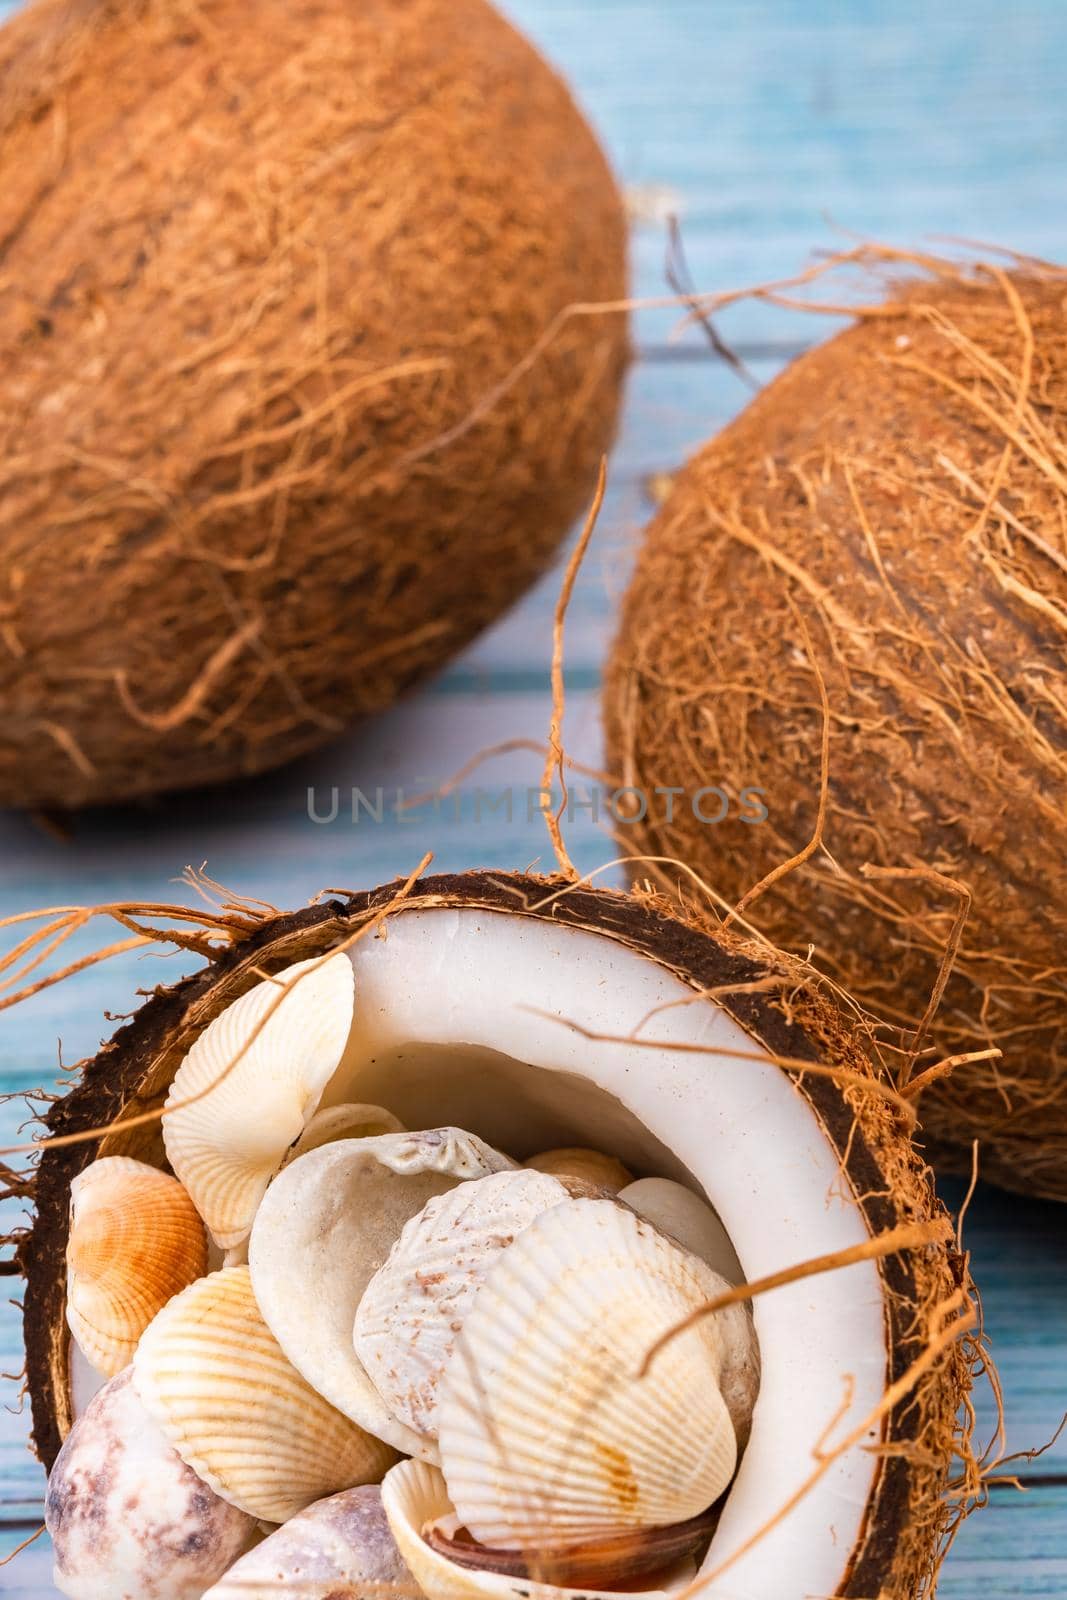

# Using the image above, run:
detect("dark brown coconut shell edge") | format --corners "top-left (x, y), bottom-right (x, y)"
top-left (17, 871), bottom-right (969, 1600)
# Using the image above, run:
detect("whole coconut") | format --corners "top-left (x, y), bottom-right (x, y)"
top-left (606, 264), bottom-right (1067, 1202)
top-left (0, 0), bottom-right (628, 808)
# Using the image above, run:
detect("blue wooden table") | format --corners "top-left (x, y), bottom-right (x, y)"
top-left (1, 1), bottom-right (1066, 1592)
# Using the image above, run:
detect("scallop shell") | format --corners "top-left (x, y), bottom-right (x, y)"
top-left (133, 1265), bottom-right (397, 1523)
top-left (283, 1102), bottom-right (405, 1166)
top-left (381, 1460), bottom-right (696, 1600)
top-left (248, 1128), bottom-right (515, 1461)
top-left (524, 1147), bottom-right (632, 1192)
top-left (619, 1177), bottom-right (744, 1285)
top-left (354, 1170), bottom-right (569, 1441)
top-left (202, 1485), bottom-right (421, 1600)
top-left (437, 1196), bottom-right (754, 1545)
top-left (47, 1367), bottom-right (257, 1600)
top-left (65, 1156), bottom-right (208, 1377)
top-left (162, 952), bottom-right (355, 1249)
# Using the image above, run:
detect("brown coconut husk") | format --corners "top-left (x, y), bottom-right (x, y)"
top-left (605, 251), bottom-right (1067, 1204)
top-left (1, 870), bottom-right (984, 1598)
top-left (0, 0), bottom-right (629, 809)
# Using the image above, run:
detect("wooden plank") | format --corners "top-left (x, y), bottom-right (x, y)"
top-left (938, 1179), bottom-right (1067, 1474)
top-left (503, 0), bottom-right (1067, 319)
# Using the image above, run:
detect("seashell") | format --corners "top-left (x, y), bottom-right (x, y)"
top-left (381, 1460), bottom-right (697, 1600)
top-left (133, 1265), bottom-right (397, 1523)
top-left (524, 1147), bottom-right (632, 1192)
top-left (437, 1197), bottom-right (759, 1546)
top-left (47, 1366), bottom-right (257, 1600)
top-left (283, 1102), bottom-right (405, 1166)
top-left (248, 1128), bottom-right (515, 1461)
top-left (65, 1156), bottom-right (208, 1377)
top-left (202, 1485), bottom-right (421, 1600)
top-left (162, 952), bottom-right (355, 1249)
top-left (355, 1170), bottom-right (570, 1442)
top-left (619, 1177), bottom-right (744, 1285)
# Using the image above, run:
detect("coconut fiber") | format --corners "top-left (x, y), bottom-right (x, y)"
top-left (606, 259), bottom-right (1067, 1202)
top-left (5, 872), bottom-right (977, 1598)
top-left (0, 0), bottom-right (628, 808)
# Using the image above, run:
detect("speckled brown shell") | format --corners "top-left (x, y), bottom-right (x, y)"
top-left (46, 1367), bottom-right (257, 1599)
top-left (202, 1484), bottom-right (421, 1599)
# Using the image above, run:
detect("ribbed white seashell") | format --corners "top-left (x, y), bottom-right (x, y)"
top-left (283, 1102), bottom-right (405, 1166)
top-left (248, 1128), bottom-right (515, 1461)
top-left (47, 1367), bottom-right (257, 1600)
top-left (133, 1265), bottom-right (397, 1523)
top-left (381, 1460), bottom-right (697, 1600)
top-left (438, 1197), bottom-right (758, 1545)
top-left (620, 1177), bottom-right (744, 1286)
top-left (524, 1147), bottom-right (632, 1192)
top-left (355, 1170), bottom-right (569, 1441)
top-left (162, 953), bottom-right (354, 1249)
top-left (65, 1156), bottom-right (208, 1377)
top-left (202, 1485), bottom-right (421, 1600)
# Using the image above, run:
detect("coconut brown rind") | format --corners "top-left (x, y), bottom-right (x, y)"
top-left (605, 264), bottom-right (1067, 1203)
top-left (16, 871), bottom-right (970, 1599)
top-left (0, 0), bottom-right (628, 808)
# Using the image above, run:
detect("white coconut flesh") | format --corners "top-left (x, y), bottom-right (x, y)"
top-left (68, 905), bottom-right (885, 1600)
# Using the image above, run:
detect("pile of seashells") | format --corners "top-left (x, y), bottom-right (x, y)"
top-left (47, 954), bottom-right (760, 1600)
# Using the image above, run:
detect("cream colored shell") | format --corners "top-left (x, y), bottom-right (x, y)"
top-left (619, 1177), bottom-right (744, 1285)
top-left (354, 1169), bottom-right (569, 1441)
top-left (283, 1102), bottom-right (404, 1165)
top-left (438, 1196), bottom-right (757, 1546)
top-left (248, 1128), bottom-right (515, 1461)
top-left (381, 1460), bottom-right (695, 1600)
top-left (524, 1147), bottom-right (632, 1192)
top-left (162, 953), bottom-right (354, 1249)
top-left (133, 1266), bottom-right (397, 1523)
top-left (65, 1156), bottom-right (207, 1377)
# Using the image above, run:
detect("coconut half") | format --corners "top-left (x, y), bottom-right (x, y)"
top-left (16, 872), bottom-right (970, 1600)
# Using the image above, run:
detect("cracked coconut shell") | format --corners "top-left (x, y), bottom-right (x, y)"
top-left (11, 871), bottom-right (975, 1600)
top-left (0, 0), bottom-right (628, 808)
top-left (605, 262), bottom-right (1067, 1202)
